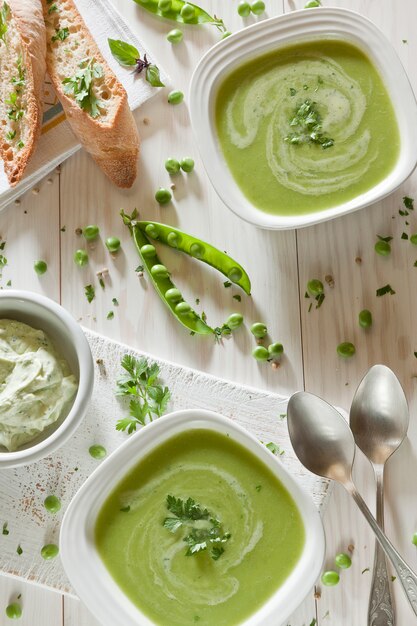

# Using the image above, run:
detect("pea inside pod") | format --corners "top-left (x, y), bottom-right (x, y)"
top-left (132, 0), bottom-right (226, 29)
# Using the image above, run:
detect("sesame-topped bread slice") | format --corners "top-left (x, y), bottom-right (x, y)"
top-left (42, 0), bottom-right (140, 188)
top-left (0, 0), bottom-right (46, 186)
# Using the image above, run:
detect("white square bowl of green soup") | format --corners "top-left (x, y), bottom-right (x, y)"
top-left (60, 409), bottom-right (325, 626)
top-left (189, 8), bottom-right (417, 229)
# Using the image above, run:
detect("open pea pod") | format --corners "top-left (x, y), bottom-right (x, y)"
top-left (132, 0), bottom-right (223, 27)
top-left (122, 211), bottom-right (213, 335)
top-left (137, 221), bottom-right (251, 295)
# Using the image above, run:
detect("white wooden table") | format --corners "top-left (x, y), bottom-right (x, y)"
top-left (1, 0), bottom-right (417, 624)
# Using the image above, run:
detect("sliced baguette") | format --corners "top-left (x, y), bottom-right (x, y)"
top-left (0, 0), bottom-right (46, 186)
top-left (42, 0), bottom-right (139, 188)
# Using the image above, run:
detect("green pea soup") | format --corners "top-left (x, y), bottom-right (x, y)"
top-left (95, 429), bottom-right (305, 626)
top-left (215, 39), bottom-right (400, 216)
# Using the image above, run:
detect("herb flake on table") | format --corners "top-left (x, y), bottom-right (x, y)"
top-left (2, 522), bottom-right (9, 535)
top-left (84, 284), bottom-right (95, 303)
top-left (376, 284), bottom-right (396, 297)
top-left (115, 354), bottom-right (170, 433)
top-left (112, 297), bottom-right (119, 306)
top-left (403, 196), bottom-right (414, 210)
top-left (265, 441), bottom-right (285, 456)
top-left (107, 311), bottom-right (114, 320)
top-left (108, 39), bottom-right (164, 87)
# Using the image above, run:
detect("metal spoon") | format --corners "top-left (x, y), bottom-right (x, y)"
top-left (287, 391), bottom-right (417, 617)
top-left (351, 365), bottom-right (409, 626)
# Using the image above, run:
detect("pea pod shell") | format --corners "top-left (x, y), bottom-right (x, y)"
top-left (131, 224), bottom-right (213, 335)
top-left (137, 221), bottom-right (251, 295)
top-left (132, 0), bottom-right (216, 24)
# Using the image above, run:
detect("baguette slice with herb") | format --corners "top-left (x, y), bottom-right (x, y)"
top-left (42, 0), bottom-right (139, 188)
top-left (0, 0), bottom-right (46, 186)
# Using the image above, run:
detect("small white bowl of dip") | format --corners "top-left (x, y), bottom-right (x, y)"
top-left (0, 290), bottom-right (94, 468)
top-left (190, 8), bottom-right (417, 229)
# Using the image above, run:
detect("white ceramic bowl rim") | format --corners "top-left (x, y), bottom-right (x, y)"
top-left (0, 290), bottom-right (94, 468)
top-left (189, 7), bottom-right (417, 230)
top-left (60, 409), bottom-right (325, 626)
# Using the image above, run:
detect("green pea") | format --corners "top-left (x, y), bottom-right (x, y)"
top-left (175, 301), bottom-right (191, 315)
top-left (158, 0), bottom-right (171, 11)
top-left (41, 543), bottom-right (59, 560)
top-left (83, 225), bottom-right (99, 241)
top-left (181, 3), bottom-right (195, 21)
top-left (227, 313), bottom-right (244, 330)
top-left (358, 309), bottom-right (372, 329)
top-left (228, 267), bottom-right (243, 283)
top-left (268, 343), bottom-right (284, 358)
top-left (190, 243), bottom-right (205, 259)
top-left (304, 0), bottom-right (321, 6)
top-left (145, 224), bottom-right (159, 239)
top-left (251, 0), bottom-right (265, 15)
top-left (335, 553), bottom-right (352, 569)
top-left (410, 234), bottom-right (417, 245)
top-left (222, 31), bottom-right (232, 39)
top-left (167, 232), bottom-right (181, 247)
top-left (252, 346), bottom-right (269, 361)
top-left (238, 1), bottom-right (251, 16)
top-left (321, 570), bottom-right (340, 586)
top-left (44, 495), bottom-right (61, 514)
top-left (155, 188), bottom-right (172, 205)
top-left (168, 90), bottom-right (184, 105)
top-left (307, 279), bottom-right (324, 296)
top-left (105, 237), bottom-right (121, 253)
top-left (89, 444), bottom-right (107, 460)
top-left (412, 533), bottom-right (417, 546)
top-left (165, 158), bottom-right (181, 174)
top-left (34, 260), bottom-right (47, 275)
top-left (5, 603), bottom-right (22, 619)
top-left (165, 288), bottom-right (182, 303)
top-left (180, 157), bottom-right (195, 173)
top-left (140, 244), bottom-right (156, 258)
top-left (167, 28), bottom-right (183, 44)
top-left (375, 240), bottom-right (391, 256)
top-left (151, 264), bottom-right (170, 278)
top-left (337, 342), bottom-right (356, 358)
top-left (251, 322), bottom-right (267, 339)
top-left (74, 249), bottom-right (88, 267)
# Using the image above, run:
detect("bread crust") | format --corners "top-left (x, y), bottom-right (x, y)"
top-left (42, 0), bottom-right (140, 188)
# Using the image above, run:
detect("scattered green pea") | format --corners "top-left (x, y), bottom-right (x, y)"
top-left (5, 603), bottom-right (22, 620)
top-left (158, 0), bottom-right (171, 12)
top-left (251, 322), bottom-right (268, 339)
top-left (167, 231), bottom-right (181, 247)
top-left (180, 3), bottom-right (196, 21)
top-left (44, 495), bottom-right (61, 514)
top-left (226, 313), bottom-right (244, 330)
top-left (151, 264), bottom-right (170, 278)
top-left (252, 346), bottom-right (269, 361)
top-left (41, 543), bottom-right (59, 560)
top-left (89, 444), bottom-right (107, 460)
top-left (228, 267), bottom-right (243, 283)
top-left (410, 234), bottom-right (417, 245)
top-left (34, 260), bottom-right (47, 275)
top-left (74, 249), bottom-right (88, 267)
top-left (375, 240), bottom-right (391, 256)
top-left (168, 90), bottom-right (184, 105)
top-left (105, 237), bottom-right (121, 253)
top-left (335, 553), bottom-right (352, 569)
top-left (145, 224), bottom-right (159, 239)
top-left (412, 533), bottom-right (417, 546)
top-left (83, 225), bottom-right (99, 241)
top-left (251, 0), bottom-right (265, 15)
top-left (165, 158), bottom-right (181, 174)
top-left (180, 157), bottom-right (195, 173)
top-left (165, 288), bottom-right (182, 303)
top-left (337, 342), bottom-right (356, 358)
top-left (140, 244), bottom-right (156, 258)
top-left (190, 243), bottom-right (205, 258)
top-left (155, 188), bottom-right (172, 204)
top-left (358, 309), bottom-right (372, 329)
top-left (321, 570), bottom-right (340, 586)
top-left (222, 31), bottom-right (232, 39)
top-left (167, 28), bottom-right (183, 44)
top-left (307, 279), bottom-right (324, 297)
top-left (268, 343), bottom-right (284, 358)
top-left (304, 0), bottom-right (321, 6)
top-left (238, 1), bottom-right (251, 16)
top-left (175, 301), bottom-right (191, 315)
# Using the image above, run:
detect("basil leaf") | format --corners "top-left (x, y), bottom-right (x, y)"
top-left (108, 38), bottom-right (138, 66)
top-left (146, 64), bottom-right (165, 87)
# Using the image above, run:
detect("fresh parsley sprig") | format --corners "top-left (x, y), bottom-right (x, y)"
top-left (62, 58), bottom-right (105, 118)
top-left (108, 39), bottom-right (164, 88)
top-left (285, 99), bottom-right (334, 149)
top-left (163, 495), bottom-right (231, 560)
top-left (115, 354), bottom-right (170, 433)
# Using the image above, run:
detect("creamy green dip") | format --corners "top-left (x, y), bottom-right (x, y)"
top-left (215, 39), bottom-right (400, 216)
top-left (0, 319), bottom-right (78, 451)
top-left (95, 429), bottom-right (305, 626)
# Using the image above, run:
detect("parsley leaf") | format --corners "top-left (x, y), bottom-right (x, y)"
top-left (266, 441), bottom-right (285, 455)
top-left (376, 284), bottom-right (396, 297)
top-left (2, 522), bottom-right (9, 535)
top-left (52, 27), bottom-right (69, 43)
top-left (62, 58), bottom-right (105, 118)
top-left (84, 284), bottom-right (95, 303)
top-left (403, 196), bottom-right (414, 210)
top-left (284, 99), bottom-right (334, 149)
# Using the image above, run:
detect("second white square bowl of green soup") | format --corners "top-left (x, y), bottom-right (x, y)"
top-left (60, 409), bottom-right (324, 626)
top-left (189, 8), bottom-right (417, 229)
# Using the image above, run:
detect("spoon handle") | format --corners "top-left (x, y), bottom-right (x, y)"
top-left (348, 484), bottom-right (417, 617)
top-left (368, 471), bottom-right (395, 626)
